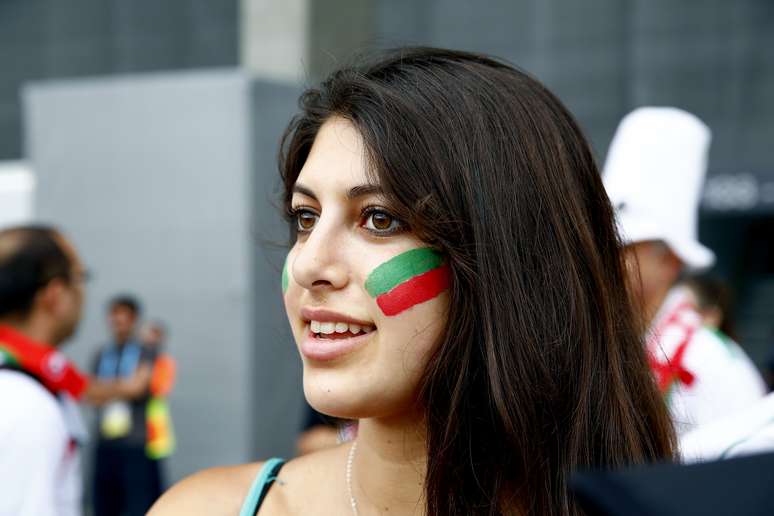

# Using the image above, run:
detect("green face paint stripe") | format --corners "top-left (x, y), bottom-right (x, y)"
top-left (281, 256), bottom-right (290, 293)
top-left (365, 248), bottom-right (444, 297)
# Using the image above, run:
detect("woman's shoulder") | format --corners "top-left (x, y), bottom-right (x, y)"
top-left (149, 444), bottom-right (350, 516)
top-left (257, 444), bottom-right (350, 514)
top-left (148, 461), bottom-right (266, 516)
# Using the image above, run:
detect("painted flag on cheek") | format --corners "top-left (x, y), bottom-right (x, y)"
top-left (365, 248), bottom-right (450, 316)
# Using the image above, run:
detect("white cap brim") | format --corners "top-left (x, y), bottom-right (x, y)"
top-left (617, 211), bottom-right (715, 271)
top-left (664, 237), bottom-right (715, 271)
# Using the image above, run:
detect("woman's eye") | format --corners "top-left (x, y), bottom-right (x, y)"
top-left (363, 209), bottom-right (404, 234)
top-left (295, 209), bottom-right (319, 232)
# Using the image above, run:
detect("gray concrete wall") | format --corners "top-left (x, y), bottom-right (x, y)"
top-left (248, 81), bottom-right (306, 459)
top-left (240, 0), bottom-right (308, 82)
top-left (0, 0), bottom-right (239, 160)
top-left (23, 70), bottom-right (303, 484)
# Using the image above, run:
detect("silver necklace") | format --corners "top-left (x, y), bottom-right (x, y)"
top-left (346, 441), bottom-right (359, 515)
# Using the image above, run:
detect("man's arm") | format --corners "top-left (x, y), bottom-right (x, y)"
top-left (118, 362), bottom-right (154, 398)
top-left (84, 363), bottom-right (153, 405)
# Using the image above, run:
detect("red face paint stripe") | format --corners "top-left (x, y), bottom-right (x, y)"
top-left (375, 264), bottom-right (450, 316)
top-left (365, 248), bottom-right (443, 297)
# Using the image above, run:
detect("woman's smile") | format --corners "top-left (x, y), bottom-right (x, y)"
top-left (300, 326), bottom-right (376, 362)
top-left (300, 306), bottom-right (377, 361)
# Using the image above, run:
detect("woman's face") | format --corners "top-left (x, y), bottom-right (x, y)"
top-left (283, 117), bottom-right (449, 421)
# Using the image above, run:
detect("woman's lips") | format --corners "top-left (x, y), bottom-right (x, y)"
top-left (301, 307), bottom-right (373, 327)
top-left (300, 325), bottom-right (374, 362)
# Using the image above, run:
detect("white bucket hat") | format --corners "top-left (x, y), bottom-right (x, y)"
top-left (602, 107), bottom-right (715, 270)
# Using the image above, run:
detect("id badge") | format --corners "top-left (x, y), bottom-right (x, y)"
top-left (101, 401), bottom-right (132, 438)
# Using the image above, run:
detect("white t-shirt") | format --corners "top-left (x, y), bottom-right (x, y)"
top-left (681, 392), bottom-right (774, 462)
top-left (669, 326), bottom-right (766, 434)
top-left (0, 370), bottom-right (83, 516)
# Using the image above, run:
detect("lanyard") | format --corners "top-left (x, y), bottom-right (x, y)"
top-left (97, 341), bottom-right (142, 379)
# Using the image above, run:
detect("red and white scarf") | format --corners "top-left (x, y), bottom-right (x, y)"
top-left (646, 288), bottom-right (702, 395)
top-left (0, 325), bottom-right (88, 399)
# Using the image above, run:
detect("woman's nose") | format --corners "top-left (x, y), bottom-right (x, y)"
top-left (290, 220), bottom-right (349, 292)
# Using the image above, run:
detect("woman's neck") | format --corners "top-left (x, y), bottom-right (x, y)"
top-left (350, 413), bottom-right (428, 515)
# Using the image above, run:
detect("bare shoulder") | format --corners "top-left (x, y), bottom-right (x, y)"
top-left (257, 444), bottom-right (351, 515)
top-left (148, 462), bottom-right (264, 516)
top-left (149, 444), bottom-right (351, 516)
top-left (279, 441), bottom-right (348, 481)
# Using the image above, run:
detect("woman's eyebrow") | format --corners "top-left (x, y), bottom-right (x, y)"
top-left (292, 183), bottom-right (382, 201)
top-left (292, 183), bottom-right (317, 201)
top-left (347, 184), bottom-right (383, 199)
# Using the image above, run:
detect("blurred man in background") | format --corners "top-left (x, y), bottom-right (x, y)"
top-left (91, 295), bottom-right (160, 516)
top-left (603, 107), bottom-right (766, 437)
top-left (0, 225), bottom-right (89, 516)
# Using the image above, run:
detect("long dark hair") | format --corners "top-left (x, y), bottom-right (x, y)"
top-left (279, 47), bottom-right (675, 516)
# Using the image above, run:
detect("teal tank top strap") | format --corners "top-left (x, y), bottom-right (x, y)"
top-left (239, 458), bottom-right (286, 516)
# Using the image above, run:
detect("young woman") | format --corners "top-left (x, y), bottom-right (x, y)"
top-left (151, 47), bottom-right (675, 516)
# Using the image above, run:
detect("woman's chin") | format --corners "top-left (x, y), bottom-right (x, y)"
top-left (304, 384), bottom-right (368, 420)
top-left (301, 353), bottom-right (426, 421)
top-left (303, 375), bottom-right (389, 420)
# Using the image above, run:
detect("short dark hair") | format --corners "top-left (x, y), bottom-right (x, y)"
top-left (108, 294), bottom-right (142, 317)
top-left (684, 274), bottom-right (736, 338)
top-left (0, 225), bottom-right (72, 318)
